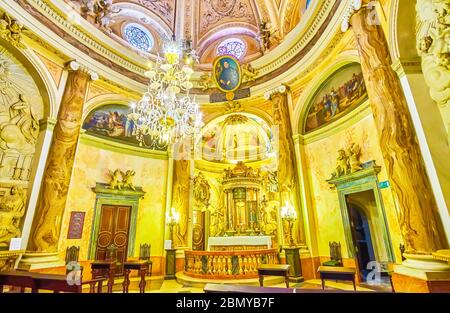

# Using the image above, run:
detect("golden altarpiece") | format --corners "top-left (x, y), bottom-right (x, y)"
top-left (184, 161), bottom-right (282, 279)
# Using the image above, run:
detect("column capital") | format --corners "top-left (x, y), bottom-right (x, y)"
top-left (341, 0), bottom-right (380, 33)
top-left (263, 84), bottom-right (289, 100)
top-left (65, 60), bottom-right (99, 81)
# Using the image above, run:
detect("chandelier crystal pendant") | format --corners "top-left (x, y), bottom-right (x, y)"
top-left (130, 36), bottom-right (202, 147)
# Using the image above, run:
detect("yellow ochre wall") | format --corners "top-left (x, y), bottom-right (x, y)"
top-left (58, 142), bottom-right (168, 265)
top-left (303, 113), bottom-right (404, 263)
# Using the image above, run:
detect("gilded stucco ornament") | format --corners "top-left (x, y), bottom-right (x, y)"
top-left (199, 72), bottom-right (213, 91)
top-left (193, 172), bottom-right (211, 209)
top-left (416, 0), bottom-right (450, 108)
top-left (241, 64), bottom-right (258, 82)
top-left (0, 13), bottom-right (26, 48)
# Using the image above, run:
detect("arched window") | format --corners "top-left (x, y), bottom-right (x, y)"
top-left (216, 38), bottom-right (246, 59)
top-left (123, 23), bottom-right (154, 52)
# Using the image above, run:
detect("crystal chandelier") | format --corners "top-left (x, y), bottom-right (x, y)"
top-left (129, 37), bottom-right (202, 147)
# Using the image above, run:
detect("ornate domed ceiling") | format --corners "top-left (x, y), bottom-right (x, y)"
top-left (68, 0), bottom-right (311, 68)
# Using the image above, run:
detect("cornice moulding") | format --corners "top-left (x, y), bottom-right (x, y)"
top-left (1, 0), bottom-right (354, 99)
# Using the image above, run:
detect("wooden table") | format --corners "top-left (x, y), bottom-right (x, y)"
top-left (0, 270), bottom-right (105, 293)
top-left (317, 266), bottom-right (356, 291)
top-left (257, 264), bottom-right (291, 288)
top-left (203, 283), bottom-right (359, 293)
top-left (122, 261), bottom-right (149, 293)
top-left (91, 260), bottom-right (116, 293)
top-left (0, 270), bottom-right (36, 293)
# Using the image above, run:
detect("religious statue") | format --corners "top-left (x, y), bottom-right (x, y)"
top-left (260, 205), bottom-right (278, 237)
top-left (266, 171), bottom-right (279, 193)
top-left (193, 172), bottom-right (211, 208)
top-left (257, 20), bottom-right (279, 53)
top-left (241, 64), bottom-right (258, 82)
top-left (199, 72), bottom-right (213, 91)
top-left (107, 169), bottom-right (123, 190)
top-left (209, 205), bottom-right (224, 237)
top-left (120, 170), bottom-right (136, 190)
top-left (331, 149), bottom-right (349, 178)
top-left (0, 186), bottom-right (26, 247)
top-left (0, 14), bottom-right (26, 48)
top-left (0, 94), bottom-right (39, 154)
top-left (347, 143), bottom-right (363, 173)
top-left (93, 0), bottom-right (121, 32)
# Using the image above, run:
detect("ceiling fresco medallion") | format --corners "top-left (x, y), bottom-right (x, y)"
top-left (210, 0), bottom-right (237, 15)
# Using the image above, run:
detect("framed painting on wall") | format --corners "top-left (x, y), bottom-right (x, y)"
top-left (67, 211), bottom-right (86, 239)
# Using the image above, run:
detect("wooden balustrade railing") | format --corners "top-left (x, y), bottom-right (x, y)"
top-left (184, 249), bottom-right (280, 279)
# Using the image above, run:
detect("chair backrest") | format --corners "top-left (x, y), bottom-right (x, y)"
top-left (329, 241), bottom-right (342, 263)
top-left (105, 244), bottom-right (118, 262)
top-left (65, 246), bottom-right (80, 265)
top-left (139, 243), bottom-right (151, 261)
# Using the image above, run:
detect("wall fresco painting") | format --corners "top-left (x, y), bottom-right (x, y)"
top-left (304, 64), bottom-right (367, 133)
top-left (82, 104), bottom-right (166, 150)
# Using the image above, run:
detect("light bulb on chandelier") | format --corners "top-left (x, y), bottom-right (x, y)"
top-left (130, 36), bottom-right (203, 148)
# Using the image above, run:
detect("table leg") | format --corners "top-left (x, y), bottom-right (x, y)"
top-left (285, 275), bottom-right (289, 288)
top-left (259, 275), bottom-right (264, 287)
top-left (352, 279), bottom-right (356, 291)
top-left (321, 278), bottom-right (325, 290)
top-left (123, 269), bottom-right (131, 293)
top-left (89, 282), bottom-right (95, 293)
top-left (107, 268), bottom-right (114, 293)
top-left (139, 268), bottom-right (147, 293)
top-left (97, 281), bottom-right (103, 293)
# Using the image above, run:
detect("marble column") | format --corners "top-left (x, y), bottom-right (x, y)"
top-left (265, 86), bottom-right (306, 245)
top-left (170, 158), bottom-right (191, 248)
top-left (30, 63), bottom-right (95, 252)
top-left (349, 6), bottom-right (448, 254)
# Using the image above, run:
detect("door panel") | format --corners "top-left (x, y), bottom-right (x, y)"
top-left (95, 205), bottom-right (131, 275)
top-left (95, 205), bottom-right (115, 261)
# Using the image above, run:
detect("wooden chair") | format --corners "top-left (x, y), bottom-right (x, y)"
top-left (322, 241), bottom-right (343, 266)
top-left (139, 243), bottom-right (152, 276)
top-left (65, 246), bottom-right (83, 275)
top-left (122, 244), bottom-right (152, 293)
top-left (91, 244), bottom-right (119, 293)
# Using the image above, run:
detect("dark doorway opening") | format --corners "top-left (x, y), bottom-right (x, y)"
top-left (345, 193), bottom-right (376, 282)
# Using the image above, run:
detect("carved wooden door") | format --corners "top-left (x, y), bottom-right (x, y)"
top-left (95, 205), bottom-right (131, 275)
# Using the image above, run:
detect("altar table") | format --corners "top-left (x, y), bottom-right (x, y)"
top-left (207, 236), bottom-right (272, 251)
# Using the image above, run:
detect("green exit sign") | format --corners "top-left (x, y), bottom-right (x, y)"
top-left (379, 180), bottom-right (390, 189)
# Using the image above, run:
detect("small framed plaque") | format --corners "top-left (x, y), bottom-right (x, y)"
top-left (67, 211), bottom-right (85, 239)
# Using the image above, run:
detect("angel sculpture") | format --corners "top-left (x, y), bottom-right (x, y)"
top-left (0, 14), bottom-right (26, 48)
top-left (331, 149), bottom-right (349, 178)
top-left (93, 0), bottom-right (121, 32)
top-left (257, 20), bottom-right (280, 53)
top-left (107, 169), bottom-right (123, 190)
top-left (242, 64), bottom-right (258, 82)
top-left (121, 170), bottom-right (136, 191)
top-left (347, 143), bottom-right (363, 173)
